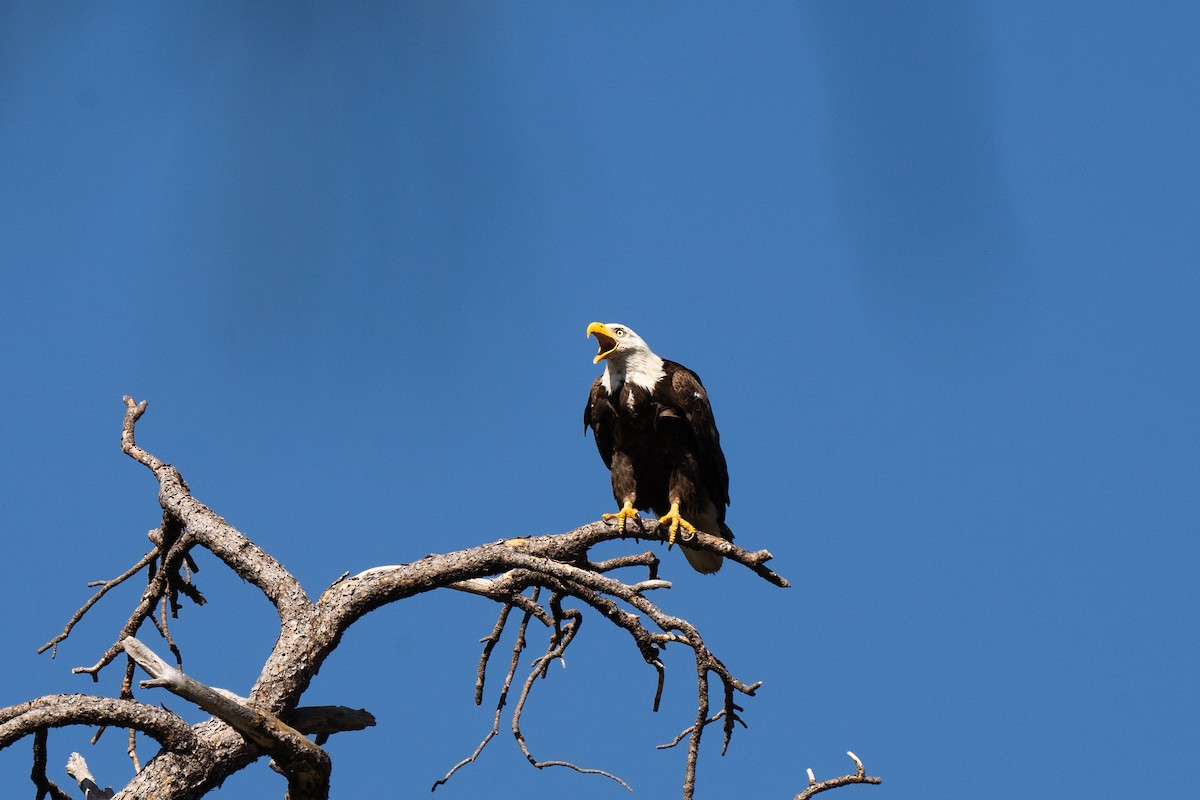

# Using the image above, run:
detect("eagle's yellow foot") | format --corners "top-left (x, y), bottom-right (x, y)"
top-left (657, 503), bottom-right (697, 546)
top-left (603, 501), bottom-right (641, 535)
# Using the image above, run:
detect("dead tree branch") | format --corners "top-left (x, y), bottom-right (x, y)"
top-left (0, 396), bottom-right (870, 800)
top-left (432, 590), bottom-right (540, 791)
top-left (38, 547), bottom-right (159, 660)
top-left (66, 752), bottom-right (116, 800)
top-left (31, 730), bottom-right (72, 800)
top-left (795, 752), bottom-right (883, 800)
top-left (0, 695), bottom-right (197, 753)
top-left (121, 636), bottom-right (330, 799)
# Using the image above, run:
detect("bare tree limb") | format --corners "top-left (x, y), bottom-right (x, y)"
top-left (120, 397), bottom-right (314, 621)
top-left (450, 572), bottom-right (555, 629)
top-left (0, 695), bottom-right (197, 752)
top-left (38, 547), bottom-right (159, 659)
top-left (66, 752), bottom-right (116, 799)
top-left (0, 397), bottom-right (867, 800)
top-left (121, 637), bottom-right (330, 800)
top-left (508, 604), bottom-right (632, 792)
top-left (70, 526), bottom-right (202, 681)
top-left (794, 752), bottom-right (883, 800)
top-left (472, 599), bottom-right (517, 706)
top-left (31, 729), bottom-right (73, 800)
top-left (284, 707), bottom-right (376, 744)
top-left (432, 590), bottom-right (540, 791)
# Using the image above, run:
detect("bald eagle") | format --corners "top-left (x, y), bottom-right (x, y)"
top-left (584, 322), bottom-right (732, 573)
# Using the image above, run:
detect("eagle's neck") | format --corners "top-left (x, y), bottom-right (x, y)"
top-left (602, 349), bottom-right (665, 394)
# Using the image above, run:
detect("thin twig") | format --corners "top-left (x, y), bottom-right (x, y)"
top-left (70, 525), bottom-right (198, 680)
top-left (657, 709), bottom-right (727, 750)
top-left (433, 590), bottom-right (539, 790)
top-left (157, 593), bottom-right (184, 669)
top-left (474, 602), bottom-right (514, 705)
top-left (31, 729), bottom-right (72, 800)
top-left (38, 547), bottom-right (158, 658)
top-left (793, 751), bottom-right (883, 800)
top-left (589, 551), bottom-right (660, 579)
top-left (510, 607), bottom-right (631, 792)
top-left (127, 727), bottom-right (141, 774)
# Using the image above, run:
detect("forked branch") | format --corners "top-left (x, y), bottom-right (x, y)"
top-left (0, 396), bottom-right (874, 800)
top-left (795, 751), bottom-right (883, 800)
top-left (122, 636), bottom-right (330, 799)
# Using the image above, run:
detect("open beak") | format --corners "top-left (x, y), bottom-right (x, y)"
top-left (587, 321), bottom-right (619, 364)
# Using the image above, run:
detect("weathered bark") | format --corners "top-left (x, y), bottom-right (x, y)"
top-left (0, 397), bottom-right (878, 799)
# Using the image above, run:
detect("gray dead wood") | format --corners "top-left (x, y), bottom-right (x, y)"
top-left (0, 396), bottom-right (876, 800)
top-left (793, 752), bottom-right (883, 800)
top-left (121, 637), bottom-right (330, 799)
top-left (66, 753), bottom-right (115, 799)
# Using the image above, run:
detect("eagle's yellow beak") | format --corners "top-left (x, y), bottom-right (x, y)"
top-left (587, 321), bottom-right (619, 364)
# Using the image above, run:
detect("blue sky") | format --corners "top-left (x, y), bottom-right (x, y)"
top-left (2, 3), bottom-right (1197, 798)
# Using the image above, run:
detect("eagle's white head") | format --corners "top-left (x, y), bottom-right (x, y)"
top-left (587, 321), bottom-right (665, 392)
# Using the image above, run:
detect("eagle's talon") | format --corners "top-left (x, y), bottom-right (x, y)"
top-left (657, 503), bottom-right (697, 546)
top-left (603, 501), bottom-right (641, 536)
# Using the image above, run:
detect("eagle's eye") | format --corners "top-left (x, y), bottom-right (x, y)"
top-left (615, 329), bottom-right (625, 337)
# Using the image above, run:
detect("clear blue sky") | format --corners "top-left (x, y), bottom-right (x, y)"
top-left (2, 3), bottom-right (1197, 798)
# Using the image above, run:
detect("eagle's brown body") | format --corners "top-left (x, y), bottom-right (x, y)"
top-left (584, 323), bottom-right (732, 573)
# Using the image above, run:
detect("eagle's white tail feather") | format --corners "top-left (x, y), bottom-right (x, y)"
top-left (682, 546), bottom-right (724, 574)
top-left (679, 499), bottom-right (726, 574)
